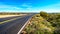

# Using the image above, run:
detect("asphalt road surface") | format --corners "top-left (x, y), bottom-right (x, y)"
top-left (0, 16), bottom-right (22, 22)
top-left (0, 14), bottom-right (34, 34)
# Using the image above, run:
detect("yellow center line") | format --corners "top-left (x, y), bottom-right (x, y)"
top-left (0, 17), bottom-right (21, 24)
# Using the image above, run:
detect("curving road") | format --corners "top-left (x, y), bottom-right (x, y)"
top-left (0, 14), bottom-right (34, 34)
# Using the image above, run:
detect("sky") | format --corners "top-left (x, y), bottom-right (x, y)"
top-left (0, 0), bottom-right (60, 13)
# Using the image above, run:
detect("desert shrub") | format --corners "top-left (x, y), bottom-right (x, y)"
top-left (22, 12), bottom-right (60, 34)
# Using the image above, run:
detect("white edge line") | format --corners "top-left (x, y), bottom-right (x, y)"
top-left (17, 15), bottom-right (34, 34)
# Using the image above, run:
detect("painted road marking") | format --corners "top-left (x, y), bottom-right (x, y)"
top-left (17, 15), bottom-right (33, 34)
top-left (0, 17), bottom-right (21, 24)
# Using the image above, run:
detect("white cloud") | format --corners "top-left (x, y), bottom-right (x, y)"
top-left (0, 2), bottom-right (34, 13)
top-left (0, 4), bottom-right (23, 12)
top-left (21, 3), bottom-right (32, 10)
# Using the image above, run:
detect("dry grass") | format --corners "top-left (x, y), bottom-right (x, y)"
top-left (0, 14), bottom-right (27, 18)
top-left (0, 15), bottom-right (19, 18)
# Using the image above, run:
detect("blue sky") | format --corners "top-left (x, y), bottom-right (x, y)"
top-left (0, 0), bottom-right (60, 13)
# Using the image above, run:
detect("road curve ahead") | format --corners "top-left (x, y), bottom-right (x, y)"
top-left (0, 14), bottom-right (34, 34)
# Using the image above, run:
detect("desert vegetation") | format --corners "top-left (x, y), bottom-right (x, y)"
top-left (0, 12), bottom-right (28, 18)
top-left (0, 12), bottom-right (20, 18)
top-left (0, 12), bottom-right (20, 15)
top-left (21, 11), bottom-right (60, 34)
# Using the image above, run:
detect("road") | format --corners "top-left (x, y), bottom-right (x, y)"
top-left (0, 14), bottom-right (34, 34)
top-left (0, 16), bottom-right (22, 22)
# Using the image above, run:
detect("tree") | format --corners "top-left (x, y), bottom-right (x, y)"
top-left (40, 11), bottom-right (49, 20)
